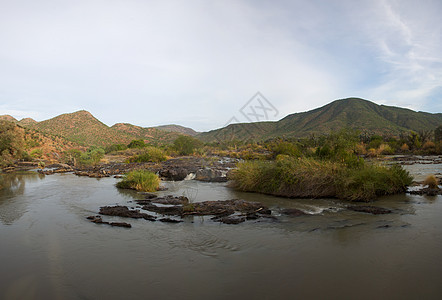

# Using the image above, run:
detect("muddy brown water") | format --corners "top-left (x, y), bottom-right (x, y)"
top-left (1, 164), bottom-right (442, 299)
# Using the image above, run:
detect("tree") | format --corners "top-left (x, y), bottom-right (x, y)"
top-left (435, 125), bottom-right (442, 142)
top-left (173, 136), bottom-right (203, 155)
top-left (127, 139), bottom-right (146, 149)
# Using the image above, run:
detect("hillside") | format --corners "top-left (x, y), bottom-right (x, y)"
top-left (111, 123), bottom-right (182, 145)
top-left (18, 118), bottom-right (37, 127)
top-left (0, 115), bottom-right (38, 126)
top-left (0, 119), bottom-right (81, 164)
top-left (154, 124), bottom-right (198, 136)
top-left (198, 98), bottom-right (442, 142)
top-left (17, 110), bottom-right (185, 148)
top-left (29, 110), bottom-right (134, 147)
top-left (0, 115), bottom-right (18, 122)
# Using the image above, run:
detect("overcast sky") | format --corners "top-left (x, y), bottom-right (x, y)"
top-left (0, 0), bottom-right (441, 131)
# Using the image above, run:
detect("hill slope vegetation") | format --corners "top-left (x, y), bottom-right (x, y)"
top-left (198, 98), bottom-right (442, 142)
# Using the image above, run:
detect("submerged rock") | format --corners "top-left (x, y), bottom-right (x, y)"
top-left (159, 218), bottom-right (183, 223)
top-left (138, 196), bottom-right (272, 224)
top-left (99, 206), bottom-right (156, 221)
top-left (87, 215), bottom-right (132, 228)
top-left (281, 208), bottom-right (307, 217)
top-left (92, 195), bottom-right (272, 226)
top-left (212, 215), bottom-right (246, 224)
top-left (407, 188), bottom-right (442, 196)
top-left (347, 205), bottom-right (392, 215)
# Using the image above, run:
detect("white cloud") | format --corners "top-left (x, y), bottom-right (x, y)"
top-left (362, 0), bottom-right (442, 111)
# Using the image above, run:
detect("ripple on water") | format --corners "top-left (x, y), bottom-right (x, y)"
top-left (167, 228), bottom-right (240, 257)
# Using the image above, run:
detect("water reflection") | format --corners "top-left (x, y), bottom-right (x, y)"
top-left (0, 172), bottom-right (44, 225)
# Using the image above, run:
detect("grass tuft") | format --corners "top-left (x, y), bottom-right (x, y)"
top-left (423, 175), bottom-right (439, 189)
top-left (116, 170), bottom-right (160, 192)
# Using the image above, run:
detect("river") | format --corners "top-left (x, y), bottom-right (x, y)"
top-left (1, 163), bottom-right (442, 299)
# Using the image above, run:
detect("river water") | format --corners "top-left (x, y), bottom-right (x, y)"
top-left (1, 164), bottom-right (442, 300)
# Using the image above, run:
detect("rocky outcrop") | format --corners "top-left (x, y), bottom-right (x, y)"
top-left (90, 195), bottom-right (273, 227)
top-left (408, 188), bottom-right (442, 196)
top-left (99, 206), bottom-right (156, 221)
top-left (195, 168), bottom-right (227, 182)
top-left (87, 215), bottom-right (132, 228)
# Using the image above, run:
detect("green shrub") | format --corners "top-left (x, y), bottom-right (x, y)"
top-left (173, 135), bottom-right (203, 155)
top-left (74, 148), bottom-right (105, 166)
top-left (338, 164), bottom-right (413, 201)
top-left (63, 149), bottom-right (82, 166)
top-left (116, 170), bottom-right (160, 192)
top-left (105, 143), bottom-right (128, 153)
top-left (127, 139), bottom-right (146, 149)
top-left (20, 151), bottom-right (33, 161)
top-left (268, 140), bottom-right (301, 158)
top-left (128, 146), bottom-right (167, 163)
top-left (230, 156), bottom-right (412, 201)
top-left (30, 148), bottom-right (43, 158)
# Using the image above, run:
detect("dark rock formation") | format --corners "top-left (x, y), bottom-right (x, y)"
top-left (99, 206), bottom-right (156, 221)
top-left (347, 205), bottom-right (392, 215)
top-left (407, 188), bottom-right (442, 196)
top-left (281, 208), bottom-right (307, 217)
top-left (87, 215), bottom-right (132, 228)
top-left (195, 168), bottom-right (227, 182)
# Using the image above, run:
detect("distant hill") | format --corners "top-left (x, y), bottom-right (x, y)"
top-left (154, 124), bottom-right (198, 136)
top-left (23, 110), bottom-right (183, 147)
top-left (28, 110), bottom-right (134, 147)
top-left (18, 118), bottom-right (37, 127)
top-left (111, 123), bottom-right (182, 145)
top-left (0, 115), bottom-right (38, 126)
top-left (0, 115), bottom-right (18, 122)
top-left (198, 98), bottom-right (442, 142)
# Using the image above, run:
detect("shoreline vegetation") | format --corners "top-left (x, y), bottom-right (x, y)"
top-left (230, 157), bottom-right (412, 201)
top-left (229, 130), bottom-right (414, 201)
top-left (1, 120), bottom-right (441, 200)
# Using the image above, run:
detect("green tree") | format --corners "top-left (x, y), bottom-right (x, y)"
top-left (173, 135), bottom-right (203, 155)
top-left (127, 139), bottom-right (146, 149)
top-left (435, 125), bottom-right (442, 142)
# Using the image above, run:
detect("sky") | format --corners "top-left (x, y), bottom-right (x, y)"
top-left (0, 0), bottom-right (441, 131)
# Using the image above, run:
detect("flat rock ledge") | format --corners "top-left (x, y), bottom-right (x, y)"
top-left (407, 187), bottom-right (442, 196)
top-left (139, 197), bottom-right (274, 225)
top-left (89, 195), bottom-right (274, 227)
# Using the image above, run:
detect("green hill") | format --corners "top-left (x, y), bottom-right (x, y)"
top-left (198, 98), bottom-right (442, 142)
top-left (22, 111), bottom-right (188, 148)
top-left (29, 110), bottom-right (135, 147)
top-left (0, 115), bottom-right (18, 123)
top-left (154, 124), bottom-right (198, 136)
top-left (17, 118), bottom-right (37, 127)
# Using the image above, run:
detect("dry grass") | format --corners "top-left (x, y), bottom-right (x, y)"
top-left (423, 175), bottom-right (439, 189)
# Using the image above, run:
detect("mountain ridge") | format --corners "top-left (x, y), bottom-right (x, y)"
top-left (198, 98), bottom-right (442, 142)
top-left (5, 97), bottom-right (442, 146)
top-left (25, 110), bottom-right (186, 147)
